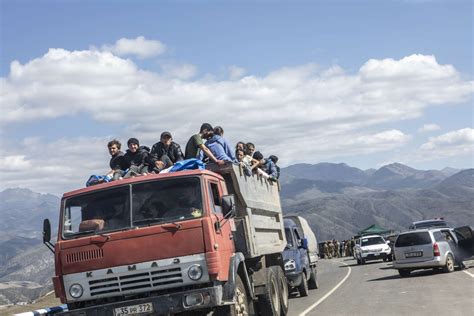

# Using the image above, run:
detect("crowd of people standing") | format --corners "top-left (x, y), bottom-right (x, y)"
top-left (322, 239), bottom-right (355, 259)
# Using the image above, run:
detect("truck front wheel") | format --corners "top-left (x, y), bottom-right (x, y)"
top-left (257, 267), bottom-right (281, 315)
top-left (297, 271), bottom-right (309, 297)
top-left (216, 274), bottom-right (250, 316)
top-left (308, 266), bottom-right (318, 289)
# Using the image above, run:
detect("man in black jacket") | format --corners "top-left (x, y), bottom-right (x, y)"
top-left (106, 139), bottom-right (128, 181)
top-left (149, 131), bottom-right (184, 173)
top-left (123, 138), bottom-right (150, 178)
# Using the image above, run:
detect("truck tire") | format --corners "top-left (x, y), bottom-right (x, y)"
top-left (257, 267), bottom-right (281, 316)
top-left (272, 266), bottom-right (288, 316)
top-left (215, 274), bottom-right (250, 316)
top-left (297, 271), bottom-right (309, 297)
top-left (308, 266), bottom-right (318, 289)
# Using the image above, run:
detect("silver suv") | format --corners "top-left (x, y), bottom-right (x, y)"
top-left (393, 228), bottom-right (460, 277)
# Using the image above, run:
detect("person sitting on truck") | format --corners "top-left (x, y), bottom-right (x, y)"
top-left (252, 151), bottom-right (271, 179)
top-left (268, 155), bottom-right (280, 179)
top-left (245, 142), bottom-right (256, 157)
top-left (199, 126), bottom-right (235, 162)
top-left (149, 131), bottom-right (184, 173)
top-left (235, 148), bottom-right (252, 176)
top-left (185, 123), bottom-right (224, 165)
top-left (106, 139), bottom-right (128, 181)
top-left (123, 138), bottom-right (151, 178)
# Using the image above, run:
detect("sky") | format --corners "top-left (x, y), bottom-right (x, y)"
top-left (0, 0), bottom-right (473, 195)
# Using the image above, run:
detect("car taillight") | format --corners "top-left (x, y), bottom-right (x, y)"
top-left (433, 243), bottom-right (440, 256)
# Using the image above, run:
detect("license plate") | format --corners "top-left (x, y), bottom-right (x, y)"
top-left (114, 303), bottom-right (153, 316)
top-left (406, 251), bottom-right (423, 258)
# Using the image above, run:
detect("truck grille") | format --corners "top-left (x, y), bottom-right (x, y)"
top-left (88, 267), bottom-right (183, 296)
top-left (66, 249), bottom-right (104, 263)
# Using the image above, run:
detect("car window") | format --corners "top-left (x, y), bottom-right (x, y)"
top-left (433, 231), bottom-right (444, 242)
top-left (361, 237), bottom-right (385, 246)
top-left (395, 232), bottom-right (432, 247)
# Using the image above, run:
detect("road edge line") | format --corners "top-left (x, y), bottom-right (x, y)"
top-left (462, 270), bottom-right (474, 277)
top-left (299, 260), bottom-right (352, 316)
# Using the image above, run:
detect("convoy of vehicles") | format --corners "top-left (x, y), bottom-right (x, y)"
top-left (354, 235), bottom-right (392, 264)
top-left (43, 162), bottom-right (298, 316)
top-left (282, 216), bottom-right (319, 296)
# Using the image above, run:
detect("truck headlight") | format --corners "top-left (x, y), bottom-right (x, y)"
top-left (284, 259), bottom-right (296, 271)
top-left (69, 283), bottom-right (84, 298)
top-left (188, 264), bottom-right (203, 281)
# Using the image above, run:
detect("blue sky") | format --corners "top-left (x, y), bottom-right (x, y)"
top-left (1, 0), bottom-right (473, 194)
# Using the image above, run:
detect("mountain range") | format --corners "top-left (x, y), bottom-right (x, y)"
top-left (0, 162), bottom-right (472, 305)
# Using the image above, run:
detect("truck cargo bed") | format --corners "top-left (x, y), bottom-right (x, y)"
top-left (207, 163), bottom-right (286, 258)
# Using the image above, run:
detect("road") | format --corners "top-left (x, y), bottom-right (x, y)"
top-left (287, 258), bottom-right (474, 316)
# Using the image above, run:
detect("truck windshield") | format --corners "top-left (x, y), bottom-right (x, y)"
top-left (132, 177), bottom-right (203, 225)
top-left (62, 177), bottom-right (202, 238)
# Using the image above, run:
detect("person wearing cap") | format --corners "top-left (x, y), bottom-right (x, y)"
top-left (123, 138), bottom-right (150, 178)
top-left (149, 131), bottom-right (184, 173)
top-left (184, 123), bottom-right (224, 165)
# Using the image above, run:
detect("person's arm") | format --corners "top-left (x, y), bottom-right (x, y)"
top-left (174, 144), bottom-right (184, 161)
top-left (199, 144), bottom-right (224, 165)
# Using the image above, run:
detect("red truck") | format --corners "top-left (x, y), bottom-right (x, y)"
top-left (43, 163), bottom-right (288, 315)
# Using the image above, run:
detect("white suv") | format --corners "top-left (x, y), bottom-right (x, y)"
top-left (354, 235), bottom-right (392, 264)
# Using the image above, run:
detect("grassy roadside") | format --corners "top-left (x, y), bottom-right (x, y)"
top-left (0, 293), bottom-right (61, 315)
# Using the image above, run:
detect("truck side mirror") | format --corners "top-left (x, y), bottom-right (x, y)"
top-left (43, 218), bottom-right (51, 243)
top-left (300, 237), bottom-right (308, 250)
top-left (43, 218), bottom-right (55, 254)
top-left (221, 195), bottom-right (236, 218)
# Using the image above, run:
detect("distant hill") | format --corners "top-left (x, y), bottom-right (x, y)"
top-left (280, 163), bottom-right (369, 185)
top-left (365, 163), bottom-right (447, 189)
top-left (281, 167), bottom-right (474, 241)
top-left (0, 189), bottom-right (59, 305)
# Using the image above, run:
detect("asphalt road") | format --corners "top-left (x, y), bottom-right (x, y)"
top-left (287, 258), bottom-right (474, 316)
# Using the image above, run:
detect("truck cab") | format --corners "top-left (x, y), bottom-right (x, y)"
top-left (282, 217), bottom-right (318, 297)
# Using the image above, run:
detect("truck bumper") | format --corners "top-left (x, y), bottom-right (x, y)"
top-left (284, 271), bottom-right (303, 288)
top-left (59, 285), bottom-right (223, 316)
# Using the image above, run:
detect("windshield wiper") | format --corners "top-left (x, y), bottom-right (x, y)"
top-left (133, 217), bottom-right (165, 226)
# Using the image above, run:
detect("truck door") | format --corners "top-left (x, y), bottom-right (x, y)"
top-left (207, 180), bottom-right (235, 280)
top-left (294, 228), bottom-right (309, 274)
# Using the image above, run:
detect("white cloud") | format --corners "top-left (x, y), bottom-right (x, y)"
top-left (100, 36), bottom-right (166, 59)
top-left (1, 50), bottom-right (473, 193)
top-left (418, 124), bottom-right (441, 133)
top-left (161, 63), bottom-right (197, 79)
top-left (228, 65), bottom-right (246, 80)
top-left (0, 155), bottom-right (32, 171)
top-left (420, 128), bottom-right (474, 157)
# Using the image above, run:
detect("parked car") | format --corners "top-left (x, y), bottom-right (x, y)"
top-left (282, 217), bottom-right (318, 297)
top-left (354, 235), bottom-right (392, 264)
top-left (393, 227), bottom-right (473, 277)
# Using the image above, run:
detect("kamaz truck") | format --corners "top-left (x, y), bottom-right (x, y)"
top-left (42, 162), bottom-right (288, 315)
